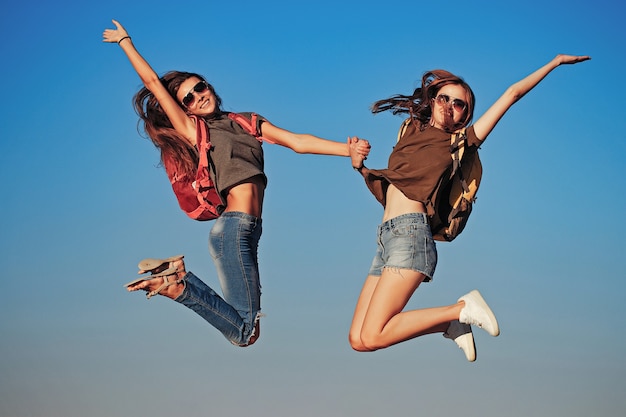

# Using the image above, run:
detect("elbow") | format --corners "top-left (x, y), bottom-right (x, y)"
top-left (505, 85), bottom-right (525, 103)
top-left (143, 75), bottom-right (163, 92)
top-left (289, 142), bottom-right (309, 154)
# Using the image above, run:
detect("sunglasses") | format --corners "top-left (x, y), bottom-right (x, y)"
top-left (435, 94), bottom-right (467, 113)
top-left (181, 81), bottom-right (209, 107)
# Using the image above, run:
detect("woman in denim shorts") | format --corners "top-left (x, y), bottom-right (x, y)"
top-left (348, 54), bottom-right (589, 361)
top-left (103, 20), bottom-right (370, 347)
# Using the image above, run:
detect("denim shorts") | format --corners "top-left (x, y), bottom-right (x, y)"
top-left (367, 213), bottom-right (437, 282)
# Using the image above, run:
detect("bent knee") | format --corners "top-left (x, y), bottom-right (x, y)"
top-left (359, 328), bottom-right (389, 351)
top-left (349, 334), bottom-right (370, 352)
top-left (349, 330), bottom-right (383, 352)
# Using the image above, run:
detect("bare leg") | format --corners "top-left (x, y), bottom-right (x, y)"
top-left (349, 268), bottom-right (463, 352)
top-left (349, 274), bottom-right (380, 351)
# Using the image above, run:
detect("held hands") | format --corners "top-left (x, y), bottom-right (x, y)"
top-left (348, 137), bottom-right (370, 170)
top-left (102, 19), bottom-right (129, 44)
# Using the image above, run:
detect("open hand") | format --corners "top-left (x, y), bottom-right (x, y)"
top-left (556, 54), bottom-right (591, 65)
top-left (102, 19), bottom-right (129, 43)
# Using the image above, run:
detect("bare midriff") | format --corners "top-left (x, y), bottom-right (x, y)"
top-left (223, 175), bottom-right (265, 218)
top-left (382, 183), bottom-right (427, 222)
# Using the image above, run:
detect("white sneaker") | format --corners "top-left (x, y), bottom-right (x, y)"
top-left (444, 320), bottom-right (476, 362)
top-left (458, 290), bottom-right (500, 337)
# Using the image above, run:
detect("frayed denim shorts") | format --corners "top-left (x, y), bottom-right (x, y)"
top-left (367, 213), bottom-right (437, 282)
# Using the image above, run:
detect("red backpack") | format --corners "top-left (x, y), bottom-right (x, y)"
top-left (162, 113), bottom-right (270, 221)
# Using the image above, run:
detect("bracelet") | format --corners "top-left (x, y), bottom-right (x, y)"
top-left (353, 165), bottom-right (363, 172)
top-left (118, 36), bottom-right (131, 44)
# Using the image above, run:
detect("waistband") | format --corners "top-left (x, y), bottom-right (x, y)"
top-left (380, 212), bottom-right (429, 230)
top-left (219, 211), bottom-right (262, 223)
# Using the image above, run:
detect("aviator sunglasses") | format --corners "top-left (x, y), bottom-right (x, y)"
top-left (435, 94), bottom-right (467, 113)
top-left (181, 81), bottom-right (209, 107)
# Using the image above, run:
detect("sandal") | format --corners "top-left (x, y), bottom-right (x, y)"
top-left (137, 255), bottom-right (184, 273)
top-left (124, 255), bottom-right (186, 299)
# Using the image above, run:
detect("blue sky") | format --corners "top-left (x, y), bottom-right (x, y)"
top-left (1, 0), bottom-right (624, 416)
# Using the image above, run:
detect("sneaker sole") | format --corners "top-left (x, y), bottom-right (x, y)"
top-left (455, 332), bottom-right (476, 362)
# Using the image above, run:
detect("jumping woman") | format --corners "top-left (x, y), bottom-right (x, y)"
top-left (103, 19), bottom-right (370, 347)
top-left (347, 54), bottom-right (589, 361)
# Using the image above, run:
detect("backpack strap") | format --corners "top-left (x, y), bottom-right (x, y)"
top-left (449, 129), bottom-right (470, 195)
top-left (228, 112), bottom-right (276, 144)
top-left (396, 118), bottom-right (412, 143)
top-left (185, 115), bottom-right (222, 219)
top-left (190, 115), bottom-right (212, 191)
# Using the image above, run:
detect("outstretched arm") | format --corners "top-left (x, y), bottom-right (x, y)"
top-left (260, 121), bottom-right (371, 158)
top-left (102, 19), bottom-right (195, 141)
top-left (472, 54), bottom-right (590, 142)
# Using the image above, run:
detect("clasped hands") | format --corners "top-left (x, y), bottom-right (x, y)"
top-left (348, 137), bottom-right (370, 170)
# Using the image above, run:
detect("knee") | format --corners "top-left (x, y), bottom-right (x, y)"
top-left (349, 333), bottom-right (369, 352)
top-left (359, 338), bottom-right (381, 351)
top-left (349, 330), bottom-right (380, 352)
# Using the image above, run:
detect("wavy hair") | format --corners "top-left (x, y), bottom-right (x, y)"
top-left (133, 71), bottom-right (223, 176)
top-left (372, 69), bottom-right (475, 132)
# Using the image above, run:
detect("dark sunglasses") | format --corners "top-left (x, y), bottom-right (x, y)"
top-left (435, 94), bottom-right (467, 113)
top-left (181, 81), bottom-right (209, 107)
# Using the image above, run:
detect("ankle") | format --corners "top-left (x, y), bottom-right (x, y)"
top-left (160, 280), bottom-right (185, 299)
top-left (171, 259), bottom-right (187, 279)
top-left (455, 300), bottom-right (465, 320)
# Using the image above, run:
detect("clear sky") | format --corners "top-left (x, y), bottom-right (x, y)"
top-left (1, 0), bottom-right (624, 416)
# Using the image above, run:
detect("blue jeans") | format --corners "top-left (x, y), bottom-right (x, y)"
top-left (174, 212), bottom-right (262, 346)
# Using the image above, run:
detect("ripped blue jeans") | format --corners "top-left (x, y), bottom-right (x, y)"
top-left (175, 212), bottom-right (262, 346)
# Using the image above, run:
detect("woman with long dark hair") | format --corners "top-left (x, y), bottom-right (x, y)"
top-left (103, 20), bottom-right (370, 347)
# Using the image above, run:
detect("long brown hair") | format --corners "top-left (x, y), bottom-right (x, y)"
top-left (133, 71), bottom-right (223, 176)
top-left (372, 69), bottom-right (475, 132)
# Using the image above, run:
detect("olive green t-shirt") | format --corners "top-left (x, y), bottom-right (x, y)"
top-left (205, 112), bottom-right (268, 209)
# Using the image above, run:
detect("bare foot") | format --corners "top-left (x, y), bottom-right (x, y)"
top-left (127, 257), bottom-right (186, 299)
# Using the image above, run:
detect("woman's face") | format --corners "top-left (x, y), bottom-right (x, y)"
top-left (177, 76), bottom-right (218, 116)
top-left (430, 83), bottom-right (469, 131)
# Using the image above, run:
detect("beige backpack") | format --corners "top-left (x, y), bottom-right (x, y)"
top-left (397, 119), bottom-right (482, 241)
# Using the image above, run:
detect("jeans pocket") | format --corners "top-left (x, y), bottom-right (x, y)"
top-left (423, 232), bottom-right (437, 271)
top-left (391, 223), bottom-right (411, 237)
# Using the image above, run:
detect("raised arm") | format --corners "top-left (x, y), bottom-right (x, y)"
top-left (472, 54), bottom-right (590, 142)
top-left (260, 121), bottom-right (371, 158)
top-left (102, 19), bottom-right (196, 141)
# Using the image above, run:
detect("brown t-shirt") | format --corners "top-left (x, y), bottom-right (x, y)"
top-left (364, 121), bottom-right (481, 216)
